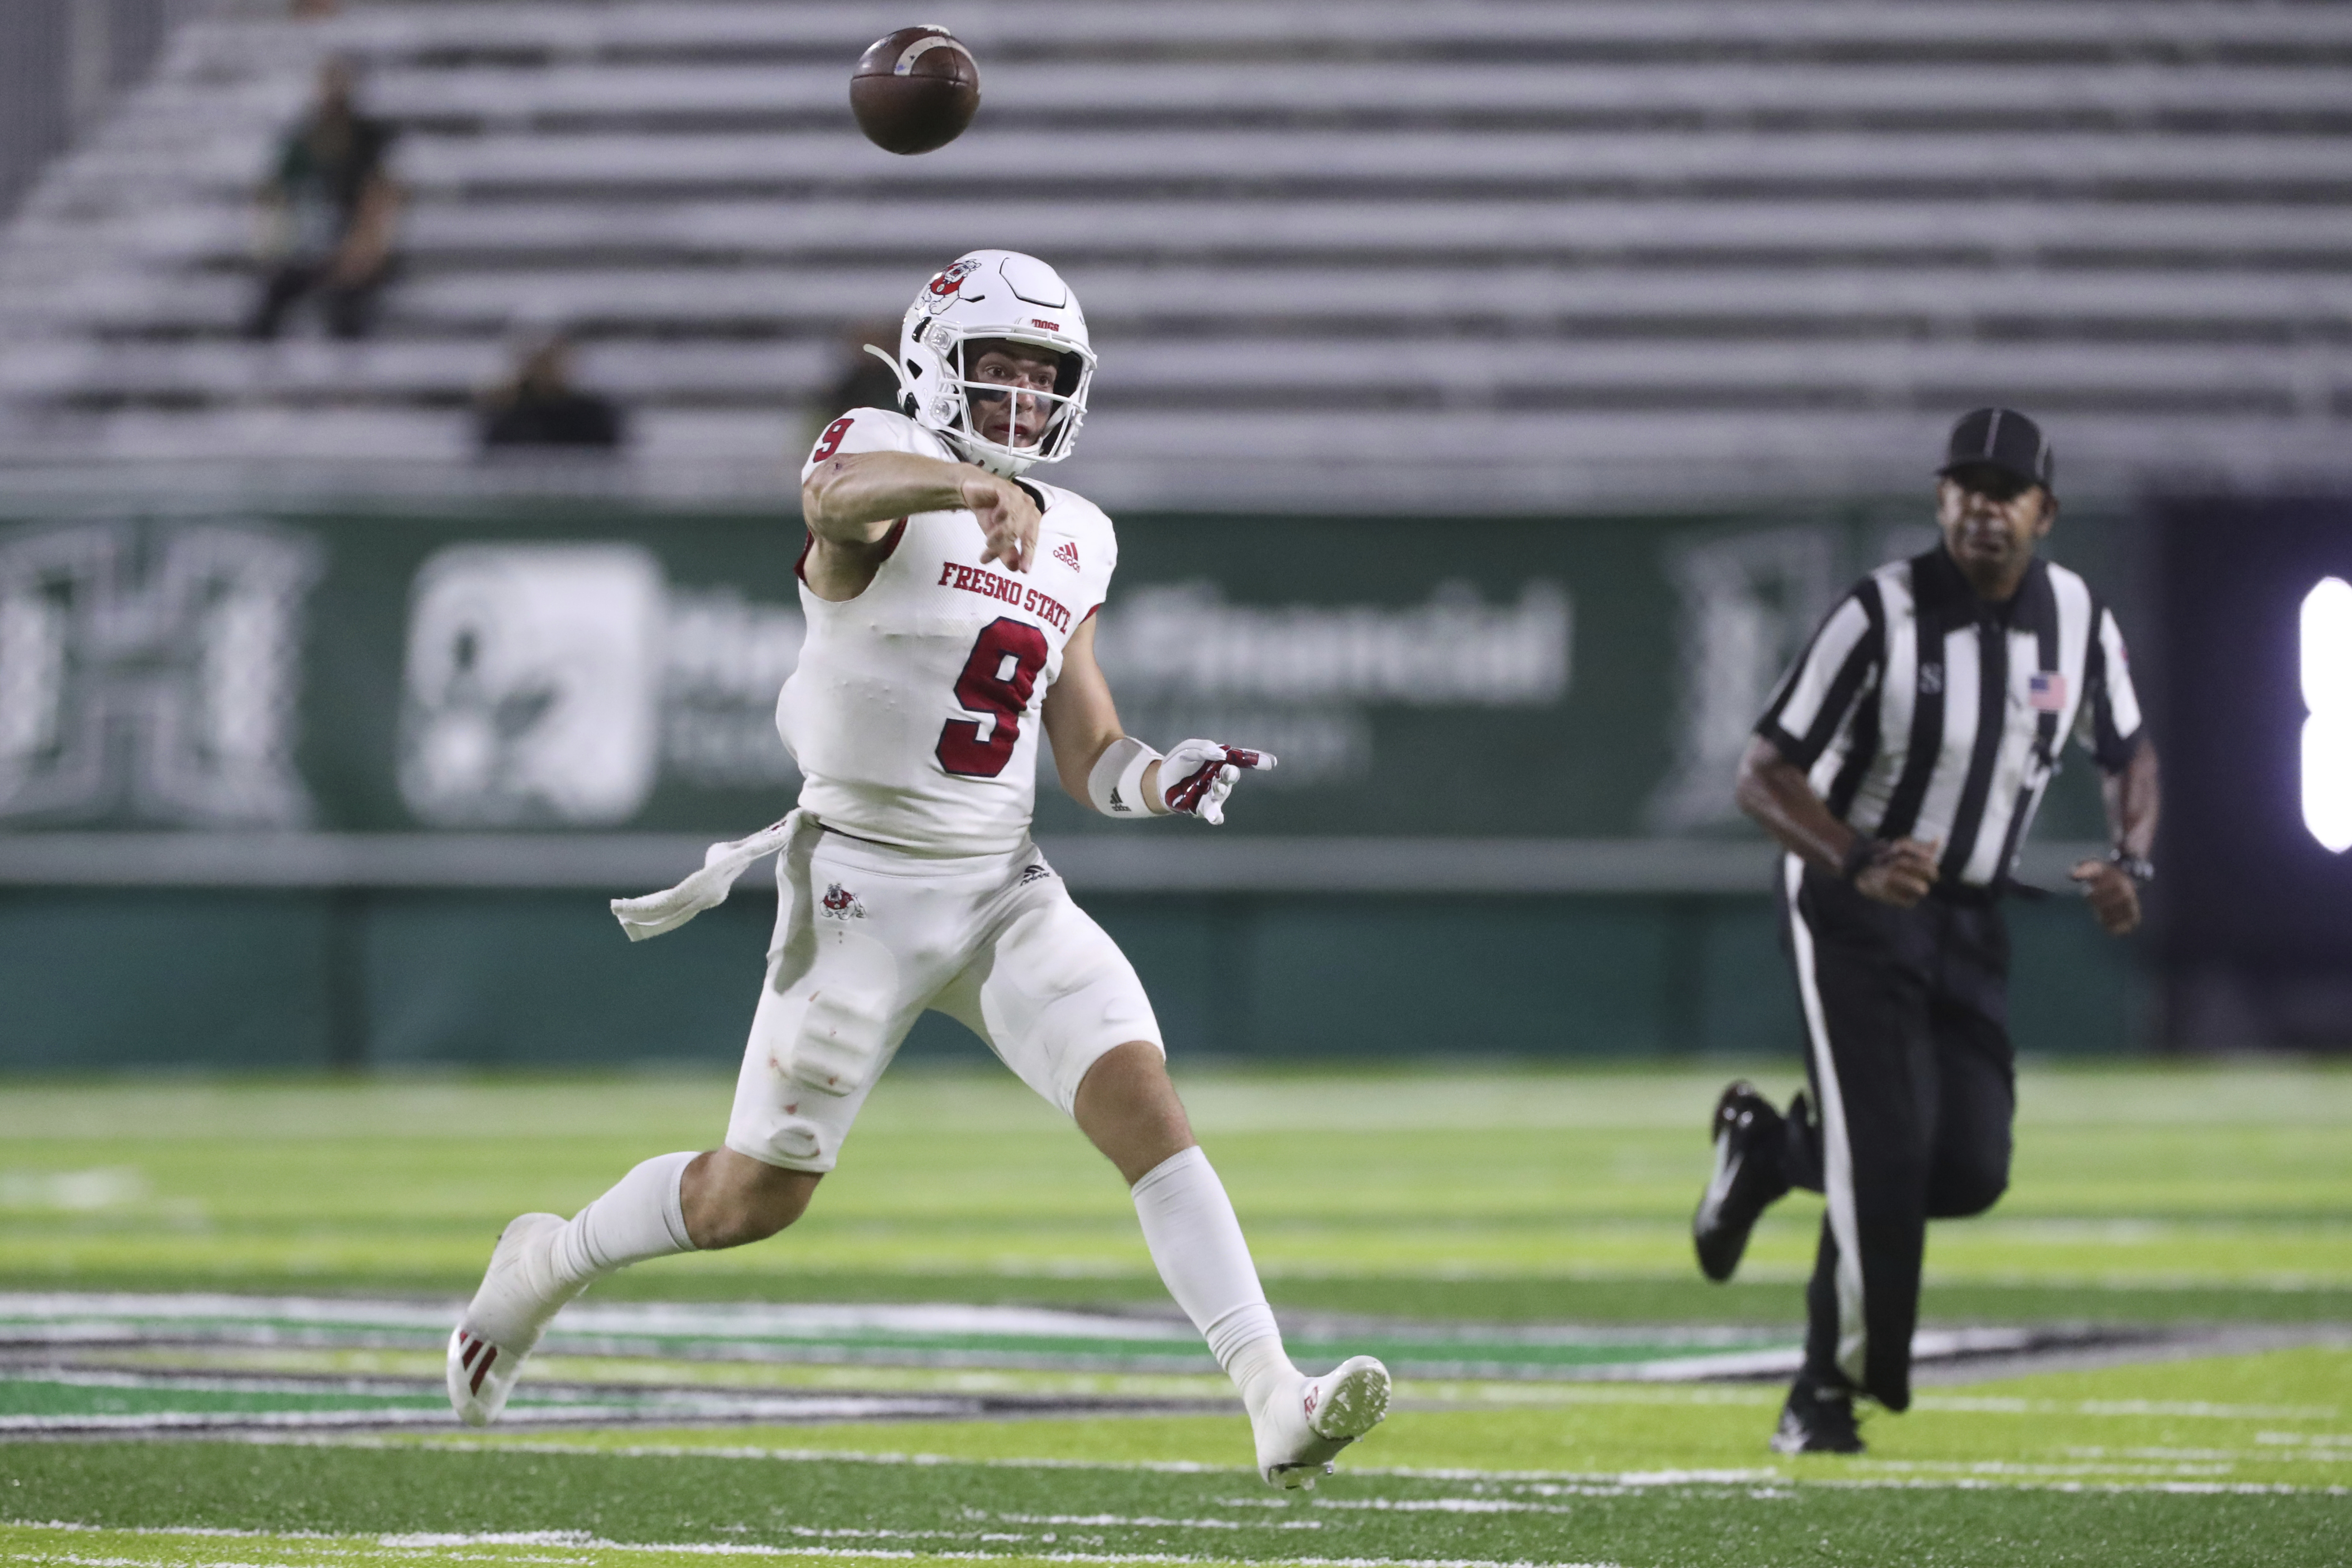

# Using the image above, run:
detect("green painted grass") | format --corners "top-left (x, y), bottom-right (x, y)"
top-left (2, 1066), bottom-right (2348, 1323)
top-left (7, 1349), bottom-right (2352, 1567)
top-left (6, 1483), bottom-right (2342, 1568)
top-left (6, 1066), bottom-right (2352, 1564)
top-left (5, 1468), bottom-right (2348, 1568)
top-left (382, 1344), bottom-right (2352, 1486)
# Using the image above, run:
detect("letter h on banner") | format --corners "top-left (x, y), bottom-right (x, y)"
top-left (0, 521), bottom-right (321, 826)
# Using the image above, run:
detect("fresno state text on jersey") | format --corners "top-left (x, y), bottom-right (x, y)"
top-left (786, 407), bottom-right (1118, 853)
top-left (935, 560), bottom-right (1074, 633)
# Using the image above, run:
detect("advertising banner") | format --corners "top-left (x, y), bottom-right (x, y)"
top-left (0, 497), bottom-right (2124, 849)
top-left (0, 493), bottom-right (2152, 1069)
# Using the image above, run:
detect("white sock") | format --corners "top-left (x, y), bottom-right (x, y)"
top-left (553, 1151), bottom-right (698, 1290)
top-left (1130, 1145), bottom-right (1296, 1418)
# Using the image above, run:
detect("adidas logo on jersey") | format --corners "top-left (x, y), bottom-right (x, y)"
top-left (1052, 540), bottom-right (1080, 572)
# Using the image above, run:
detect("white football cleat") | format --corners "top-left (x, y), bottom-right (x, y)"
top-left (1254, 1354), bottom-right (1391, 1489)
top-left (446, 1212), bottom-right (585, 1426)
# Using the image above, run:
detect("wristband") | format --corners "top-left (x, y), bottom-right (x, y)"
top-left (1086, 736), bottom-right (1163, 818)
top-left (2110, 852), bottom-right (2154, 885)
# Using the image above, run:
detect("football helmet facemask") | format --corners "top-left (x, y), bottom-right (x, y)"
top-left (867, 249), bottom-right (1096, 477)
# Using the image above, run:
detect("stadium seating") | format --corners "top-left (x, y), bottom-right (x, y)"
top-left (2, 0), bottom-right (2350, 506)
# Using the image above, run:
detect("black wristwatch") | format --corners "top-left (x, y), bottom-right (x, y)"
top-left (2110, 852), bottom-right (2154, 886)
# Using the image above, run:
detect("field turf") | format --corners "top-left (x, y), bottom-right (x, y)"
top-left (4, 1063), bottom-right (2350, 1566)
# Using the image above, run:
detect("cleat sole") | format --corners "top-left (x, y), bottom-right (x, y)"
top-left (1310, 1357), bottom-right (1391, 1442)
top-left (1260, 1356), bottom-right (1390, 1488)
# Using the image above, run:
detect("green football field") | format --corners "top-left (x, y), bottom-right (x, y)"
top-left (4, 1063), bottom-right (2350, 1566)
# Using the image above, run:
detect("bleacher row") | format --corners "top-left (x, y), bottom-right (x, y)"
top-left (1, 0), bottom-right (2349, 508)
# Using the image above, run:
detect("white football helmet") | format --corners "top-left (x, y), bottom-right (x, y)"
top-left (867, 249), bottom-right (1096, 476)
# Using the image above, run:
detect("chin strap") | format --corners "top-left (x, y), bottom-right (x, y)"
top-left (861, 342), bottom-right (919, 412)
top-left (1087, 736), bottom-right (1165, 818)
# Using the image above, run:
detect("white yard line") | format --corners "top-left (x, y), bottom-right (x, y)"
top-left (169, 1434), bottom-right (2352, 1496)
top-left (0, 1521), bottom-right (1617, 1568)
top-left (0, 1295), bottom-right (1204, 1345)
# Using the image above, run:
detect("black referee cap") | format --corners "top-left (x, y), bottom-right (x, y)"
top-left (1939, 407), bottom-right (2055, 495)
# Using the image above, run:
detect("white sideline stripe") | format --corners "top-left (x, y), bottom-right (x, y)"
top-left (0, 1521), bottom-right (1619, 1568)
top-left (212, 1437), bottom-right (2352, 1495)
top-left (0, 1290), bottom-right (1794, 1352)
top-left (0, 1398), bottom-right (971, 1434)
top-left (0, 1292), bottom-right (1201, 1344)
top-left (1783, 853), bottom-right (1869, 1388)
top-left (1576, 1326), bottom-right (2033, 1384)
top-left (2, 1292), bottom-right (2048, 1390)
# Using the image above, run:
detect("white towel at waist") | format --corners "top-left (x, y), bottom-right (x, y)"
top-left (610, 811), bottom-right (802, 942)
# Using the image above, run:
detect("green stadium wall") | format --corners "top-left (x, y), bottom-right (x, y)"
top-left (0, 492), bottom-right (2154, 1070)
top-left (0, 886), bottom-right (2146, 1072)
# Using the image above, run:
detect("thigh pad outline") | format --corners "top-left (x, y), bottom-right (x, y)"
top-left (788, 925), bottom-right (900, 1098)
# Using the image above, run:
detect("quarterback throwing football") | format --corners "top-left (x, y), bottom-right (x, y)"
top-left (447, 250), bottom-right (1390, 1488)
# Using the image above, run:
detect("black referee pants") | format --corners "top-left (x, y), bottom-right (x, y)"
top-left (1777, 856), bottom-right (2016, 1412)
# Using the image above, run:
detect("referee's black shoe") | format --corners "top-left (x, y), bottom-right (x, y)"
top-left (1770, 1372), bottom-right (1865, 1455)
top-left (1692, 1081), bottom-right (1791, 1283)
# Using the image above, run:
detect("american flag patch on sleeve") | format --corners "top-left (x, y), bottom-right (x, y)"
top-left (2028, 671), bottom-right (2069, 713)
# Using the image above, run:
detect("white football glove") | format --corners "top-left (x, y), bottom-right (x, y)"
top-left (1159, 738), bottom-right (1276, 826)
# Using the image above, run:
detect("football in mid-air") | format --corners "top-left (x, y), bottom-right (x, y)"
top-left (850, 27), bottom-right (980, 155)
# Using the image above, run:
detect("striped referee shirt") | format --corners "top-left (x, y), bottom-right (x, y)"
top-left (1756, 546), bottom-right (2144, 891)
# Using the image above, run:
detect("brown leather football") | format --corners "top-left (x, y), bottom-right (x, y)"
top-left (850, 27), bottom-right (980, 155)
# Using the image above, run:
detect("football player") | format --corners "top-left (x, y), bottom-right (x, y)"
top-left (447, 250), bottom-right (1390, 1488)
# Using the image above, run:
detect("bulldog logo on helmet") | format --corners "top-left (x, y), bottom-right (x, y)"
top-left (921, 258), bottom-right (985, 312)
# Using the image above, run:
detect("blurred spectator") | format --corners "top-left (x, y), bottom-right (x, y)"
top-left (478, 328), bottom-right (626, 451)
top-left (247, 57), bottom-right (402, 341)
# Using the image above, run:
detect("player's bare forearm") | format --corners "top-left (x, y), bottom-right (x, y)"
top-left (1041, 695), bottom-right (1124, 804)
top-left (1735, 735), bottom-right (1858, 875)
top-left (2105, 735), bottom-right (2160, 860)
top-left (801, 451), bottom-right (1039, 572)
top-left (1041, 618), bottom-right (1164, 806)
top-left (1043, 620), bottom-right (1174, 812)
top-left (801, 452), bottom-right (971, 543)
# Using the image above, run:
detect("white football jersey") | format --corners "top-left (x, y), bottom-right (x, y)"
top-left (786, 407), bottom-right (1118, 854)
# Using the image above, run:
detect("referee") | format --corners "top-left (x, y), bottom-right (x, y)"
top-left (1692, 407), bottom-right (2161, 1454)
